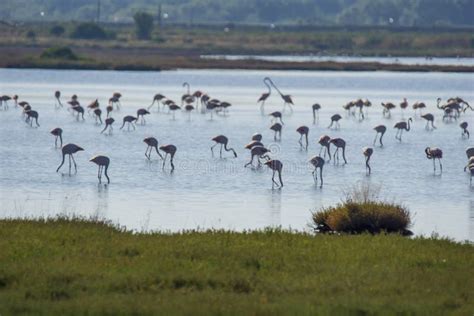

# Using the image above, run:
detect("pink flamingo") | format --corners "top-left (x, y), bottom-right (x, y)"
top-left (211, 135), bottom-right (237, 158)
top-left (425, 147), bottom-right (443, 173)
top-left (120, 116), bottom-right (137, 131)
top-left (258, 77), bottom-right (272, 114)
top-left (160, 144), bottom-right (177, 171)
top-left (56, 143), bottom-right (84, 174)
top-left (296, 126), bottom-right (309, 149)
top-left (264, 159), bottom-right (283, 188)
top-left (309, 155), bottom-right (324, 188)
top-left (143, 137), bottom-right (164, 160)
top-left (101, 118), bottom-right (115, 134)
top-left (373, 125), bottom-right (386, 147)
top-left (90, 155), bottom-right (110, 184)
top-left (50, 127), bottom-right (63, 148)
top-left (362, 147), bottom-right (373, 174)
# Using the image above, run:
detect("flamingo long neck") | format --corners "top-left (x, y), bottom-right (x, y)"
top-left (406, 120), bottom-right (411, 131)
top-left (268, 79), bottom-right (283, 96)
top-left (437, 98), bottom-right (442, 109)
top-left (184, 83), bottom-right (190, 95)
top-left (264, 79), bottom-right (272, 94)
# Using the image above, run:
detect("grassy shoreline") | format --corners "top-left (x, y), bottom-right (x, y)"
top-left (0, 218), bottom-right (472, 315)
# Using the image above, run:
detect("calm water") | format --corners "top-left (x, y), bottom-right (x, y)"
top-left (0, 68), bottom-right (473, 241)
top-left (202, 55), bottom-right (474, 66)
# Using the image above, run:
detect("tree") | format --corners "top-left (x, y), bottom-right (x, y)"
top-left (71, 22), bottom-right (107, 39)
top-left (50, 25), bottom-right (65, 36)
top-left (134, 12), bottom-right (154, 40)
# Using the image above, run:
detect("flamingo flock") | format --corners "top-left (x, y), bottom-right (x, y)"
top-left (1, 77), bottom-right (473, 188)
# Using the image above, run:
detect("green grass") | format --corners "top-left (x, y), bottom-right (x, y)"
top-left (0, 218), bottom-right (473, 315)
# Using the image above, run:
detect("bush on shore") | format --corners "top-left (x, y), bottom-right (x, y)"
top-left (312, 183), bottom-right (412, 235)
top-left (40, 46), bottom-right (78, 60)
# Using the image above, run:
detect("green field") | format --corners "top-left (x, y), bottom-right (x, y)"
top-left (0, 218), bottom-right (472, 315)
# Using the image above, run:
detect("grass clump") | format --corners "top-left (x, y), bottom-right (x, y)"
top-left (313, 183), bottom-right (412, 235)
top-left (40, 46), bottom-right (78, 60)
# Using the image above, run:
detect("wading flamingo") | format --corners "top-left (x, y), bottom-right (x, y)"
top-left (381, 102), bottom-right (396, 118)
top-left (101, 118), bottom-right (115, 134)
top-left (309, 155), bottom-right (324, 188)
top-left (296, 126), bottom-right (309, 149)
top-left (93, 108), bottom-right (103, 124)
top-left (421, 113), bottom-right (436, 130)
top-left (252, 133), bottom-right (263, 142)
top-left (211, 135), bottom-right (237, 158)
top-left (330, 138), bottom-right (347, 164)
top-left (264, 159), bottom-right (283, 188)
top-left (25, 110), bottom-right (40, 127)
top-left (56, 143), bottom-right (84, 174)
top-left (270, 123), bottom-right (282, 141)
top-left (245, 140), bottom-right (264, 150)
top-left (460, 122), bottom-right (469, 138)
top-left (54, 91), bottom-right (62, 108)
top-left (143, 137), bottom-right (164, 160)
top-left (265, 77), bottom-right (294, 113)
top-left (160, 144), bottom-right (177, 171)
top-left (373, 125), bottom-right (386, 147)
top-left (425, 147), bottom-right (443, 173)
top-left (245, 146), bottom-right (270, 168)
top-left (149, 93), bottom-right (166, 110)
top-left (137, 108), bottom-right (150, 125)
top-left (312, 103), bottom-right (321, 124)
top-left (120, 115), bottom-right (137, 131)
top-left (90, 155), bottom-right (110, 184)
top-left (363, 147), bottom-right (373, 174)
top-left (328, 114), bottom-right (342, 129)
top-left (50, 127), bottom-right (63, 148)
top-left (258, 77), bottom-right (272, 115)
top-left (394, 118), bottom-right (412, 141)
top-left (269, 111), bottom-right (284, 124)
top-left (318, 135), bottom-right (331, 161)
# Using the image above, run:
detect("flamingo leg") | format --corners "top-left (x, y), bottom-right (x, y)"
top-left (71, 154), bottom-right (78, 173)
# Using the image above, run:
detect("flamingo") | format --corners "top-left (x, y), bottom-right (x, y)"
top-left (245, 146), bottom-right (270, 168)
top-left (343, 101), bottom-right (355, 116)
top-left (54, 91), bottom-right (62, 108)
top-left (318, 135), bottom-right (331, 161)
top-left (270, 123), bottom-right (282, 141)
top-left (421, 113), bottom-right (436, 130)
top-left (394, 118), bottom-right (412, 141)
top-left (373, 125), bottom-right (386, 147)
top-left (211, 135), bottom-right (237, 158)
top-left (309, 155), bottom-right (324, 188)
top-left (425, 147), bottom-right (443, 173)
top-left (330, 138), bottom-right (347, 164)
top-left (106, 105), bottom-right (113, 118)
top-left (56, 143), bottom-right (84, 174)
top-left (328, 114), bottom-right (342, 129)
top-left (413, 101), bottom-right (426, 116)
top-left (400, 98), bottom-right (409, 114)
top-left (169, 104), bottom-right (181, 120)
top-left (50, 127), bottom-right (63, 148)
top-left (13, 95), bottom-right (18, 107)
top-left (159, 144), bottom-right (177, 171)
top-left (362, 147), bottom-right (373, 174)
top-left (87, 99), bottom-right (99, 113)
top-left (149, 93), bottom-right (166, 110)
top-left (25, 110), bottom-right (40, 127)
top-left (184, 103), bottom-right (195, 120)
top-left (258, 77), bottom-right (272, 114)
top-left (101, 117), bottom-right (115, 134)
top-left (460, 122), bottom-right (469, 138)
top-left (464, 157), bottom-right (474, 172)
top-left (72, 105), bottom-right (85, 121)
top-left (354, 99), bottom-right (365, 120)
top-left (137, 108), bottom-right (150, 125)
top-left (467, 163), bottom-right (474, 185)
top-left (0, 95), bottom-right (11, 110)
top-left (143, 137), bottom-right (164, 160)
top-left (296, 126), bottom-right (309, 149)
top-left (90, 155), bottom-right (110, 184)
top-left (181, 82), bottom-right (194, 105)
top-left (269, 111), bottom-right (284, 124)
top-left (120, 116), bottom-right (137, 131)
top-left (109, 92), bottom-right (122, 110)
top-left (264, 159), bottom-right (283, 188)
top-left (381, 102), bottom-right (396, 118)
top-left (312, 103), bottom-right (321, 124)
top-left (265, 77), bottom-right (293, 113)
top-left (93, 108), bottom-right (102, 124)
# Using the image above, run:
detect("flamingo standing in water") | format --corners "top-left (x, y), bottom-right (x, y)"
top-left (93, 108), bottom-right (103, 124)
top-left (149, 93), bottom-right (166, 111)
top-left (330, 138), bottom-right (347, 164)
top-left (460, 122), bottom-right (469, 138)
top-left (400, 98), bottom-right (409, 115)
top-left (309, 155), bottom-right (324, 188)
top-left (109, 92), bottom-right (122, 110)
top-left (160, 144), bottom-right (177, 171)
top-left (25, 110), bottom-right (40, 127)
top-left (296, 126), bottom-right (309, 150)
top-left (394, 118), bottom-right (412, 141)
top-left (211, 135), bottom-right (237, 158)
top-left (245, 140), bottom-right (264, 150)
top-left (421, 113), bottom-right (436, 130)
top-left (425, 147), bottom-right (443, 173)
top-left (137, 108), bottom-right (150, 125)
top-left (381, 102), bottom-right (396, 118)
top-left (101, 118), bottom-right (115, 134)
top-left (270, 123), bottom-right (282, 141)
top-left (269, 111), bottom-right (284, 124)
top-left (56, 143), bottom-right (84, 174)
top-left (412, 101), bottom-right (426, 116)
top-left (258, 77), bottom-right (272, 115)
top-left (265, 77), bottom-right (294, 113)
top-left (143, 137), bottom-right (164, 160)
top-left (120, 115), bottom-right (137, 131)
top-left (181, 82), bottom-right (194, 105)
top-left (362, 147), bottom-right (373, 174)
top-left (252, 133), bottom-right (263, 142)
top-left (264, 159), bottom-right (283, 188)
top-left (328, 114), bottom-right (342, 129)
top-left (54, 91), bottom-right (62, 108)
top-left (245, 146), bottom-right (270, 168)
top-left (318, 135), bottom-right (331, 161)
top-left (169, 104), bottom-right (181, 120)
top-left (50, 127), bottom-right (63, 148)
top-left (90, 155), bottom-right (110, 184)
top-left (373, 125), bottom-right (386, 147)
top-left (312, 103), bottom-right (321, 124)
top-left (72, 105), bottom-right (85, 121)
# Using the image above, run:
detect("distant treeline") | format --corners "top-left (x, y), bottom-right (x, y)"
top-left (1, 0), bottom-right (473, 27)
